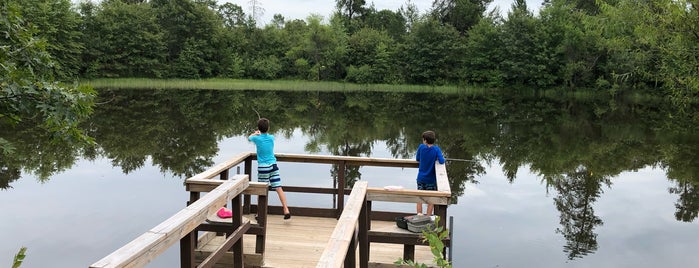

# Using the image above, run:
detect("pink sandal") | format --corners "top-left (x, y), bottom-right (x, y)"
top-left (217, 207), bottom-right (233, 218)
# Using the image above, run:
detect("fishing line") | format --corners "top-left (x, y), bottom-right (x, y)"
top-left (252, 107), bottom-right (261, 120)
top-left (249, 107), bottom-right (262, 133)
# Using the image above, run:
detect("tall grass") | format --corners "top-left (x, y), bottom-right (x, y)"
top-left (81, 78), bottom-right (667, 103)
top-left (81, 78), bottom-right (485, 94)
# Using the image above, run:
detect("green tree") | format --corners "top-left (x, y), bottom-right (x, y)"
top-left (617, 0), bottom-right (699, 105)
top-left (346, 27), bottom-right (399, 84)
top-left (217, 2), bottom-right (246, 28)
top-left (281, 19), bottom-right (311, 79)
top-left (79, 0), bottom-right (166, 78)
top-left (270, 14), bottom-right (285, 29)
top-left (14, 0), bottom-right (83, 80)
top-left (432, 0), bottom-right (492, 35)
top-left (244, 21), bottom-right (291, 79)
top-left (362, 8), bottom-right (407, 42)
top-left (400, 18), bottom-right (465, 85)
top-left (335, 0), bottom-right (367, 33)
top-left (500, 0), bottom-right (556, 86)
top-left (585, 0), bottom-right (698, 96)
top-left (150, 0), bottom-right (224, 77)
top-left (295, 15), bottom-right (348, 81)
top-left (538, 0), bottom-right (602, 89)
top-left (398, 0), bottom-right (421, 33)
top-left (208, 27), bottom-right (246, 78)
top-left (463, 11), bottom-right (505, 87)
top-left (543, 0), bottom-right (600, 15)
top-left (172, 38), bottom-right (208, 78)
top-left (216, 2), bottom-right (249, 78)
top-left (1, 1), bottom-right (95, 157)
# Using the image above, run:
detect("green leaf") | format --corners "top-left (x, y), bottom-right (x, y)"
top-left (13, 246), bottom-right (27, 268)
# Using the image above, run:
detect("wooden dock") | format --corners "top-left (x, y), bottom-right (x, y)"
top-left (90, 152), bottom-right (451, 268)
top-left (196, 214), bottom-right (435, 267)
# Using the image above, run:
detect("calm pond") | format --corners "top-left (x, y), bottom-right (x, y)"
top-left (2, 89), bottom-right (698, 267)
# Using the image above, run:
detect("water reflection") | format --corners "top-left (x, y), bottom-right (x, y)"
top-left (0, 118), bottom-right (87, 187)
top-left (2, 88), bottom-right (699, 260)
top-left (549, 168), bottom-right (608, 259)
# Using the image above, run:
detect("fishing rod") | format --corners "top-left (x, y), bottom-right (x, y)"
top-left (445, 158), bottom-right (479, 162)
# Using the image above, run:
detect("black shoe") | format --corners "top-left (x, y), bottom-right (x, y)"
top-left (284, 213), bottom-right (291, 220)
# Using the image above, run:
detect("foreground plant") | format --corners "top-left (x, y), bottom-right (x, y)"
top-left (13, 247), bottom-right (26, 268)
top-left (395, 216), bottom-right (452, 268)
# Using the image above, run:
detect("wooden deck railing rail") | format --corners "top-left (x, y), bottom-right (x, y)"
top-left (316, 181), bottom-right (369, 268)
top-left (89, 175), bottom-right (250, 268)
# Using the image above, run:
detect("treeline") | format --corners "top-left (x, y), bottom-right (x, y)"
top-left (7, 0), bottom-right (699, 97)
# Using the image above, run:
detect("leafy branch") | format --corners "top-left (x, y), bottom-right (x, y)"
top-left (395, 216), bottom-right (452, 268)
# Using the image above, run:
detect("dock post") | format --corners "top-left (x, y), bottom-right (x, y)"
top-left (243, 157), bottom-right (253, 214)
top-left (181, 191), bottom-right (201, 267)
top-left (336, 161), bottom-right (346, 218)
top-left (435, 204), bottom-right (448, 258)
top-left (180, 233), bottom-right (195, 268)
top-left (345, 233), bottom-right (357, 267)
top-left (232, 194), bottom-right (243, 268)
top-left (255, 193), bottom-right (268, 254)
top-left (359, 197), bottom-right (369, 268)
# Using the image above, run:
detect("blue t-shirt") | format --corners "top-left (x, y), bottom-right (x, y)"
top-left (249, 133), bottom-right (277, 165)
top-left (416, 144), bottom-right (445, 184)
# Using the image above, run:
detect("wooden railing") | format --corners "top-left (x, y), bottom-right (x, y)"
top-left (316, 162), bottom-right (450, 267)
top-left (183, 152), bottom-right (268, 267)
top-left (89, 175), bottom-right (250, 268)
top-left (316, 181), bottom-right (369, 268)
top-left (90, 152), bottom-right (451, 267)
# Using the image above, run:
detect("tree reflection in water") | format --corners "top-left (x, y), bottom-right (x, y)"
top-left (549, 168), bottom-right (609, 259)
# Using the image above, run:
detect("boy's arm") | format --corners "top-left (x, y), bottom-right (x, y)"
top-left (415, 145), bottom-right (421, 161)
top-left (437, 147), bottom-right (446, 164)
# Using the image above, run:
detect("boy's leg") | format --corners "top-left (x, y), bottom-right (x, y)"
top-left (416, 182), bottom-right (430, 215)
top-left (417, 182), bottom-right (436, 215)
top-left (276, 187), bottom-right (290, 215)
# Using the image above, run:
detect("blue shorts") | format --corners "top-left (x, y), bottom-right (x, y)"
top-left (258, 164), bottom-right (282, 190)
top-left (417, 182), bottom-right (437, 191)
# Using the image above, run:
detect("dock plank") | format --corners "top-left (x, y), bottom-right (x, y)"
top-left (198, 215), bottom-right (435, 267)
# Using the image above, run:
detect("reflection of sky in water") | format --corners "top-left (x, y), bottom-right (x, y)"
top-left (2, 129), bottom-right (698, 267)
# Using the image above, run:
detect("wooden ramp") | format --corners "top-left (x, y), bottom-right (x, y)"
top-left (197, 214), bottom-right (435, 267)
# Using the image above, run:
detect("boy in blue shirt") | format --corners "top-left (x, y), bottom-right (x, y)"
top-left (415, 130), bottom-right (445, 216)
top-left (249, 118), bottom-right (291, 220)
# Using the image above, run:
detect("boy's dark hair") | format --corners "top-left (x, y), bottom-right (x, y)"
top-left (422, 130), bottom-right (436, 144)
top-left (258, 118), bottom-right (270, 133)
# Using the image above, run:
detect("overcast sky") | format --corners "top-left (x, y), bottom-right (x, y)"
top-left (219, 0), bottom-right (545, 25)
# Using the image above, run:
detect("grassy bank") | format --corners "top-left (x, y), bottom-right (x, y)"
top-left (81, 78), bottom-right (486, 94)
top-left (81, 78), bottom-right (665, 103)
